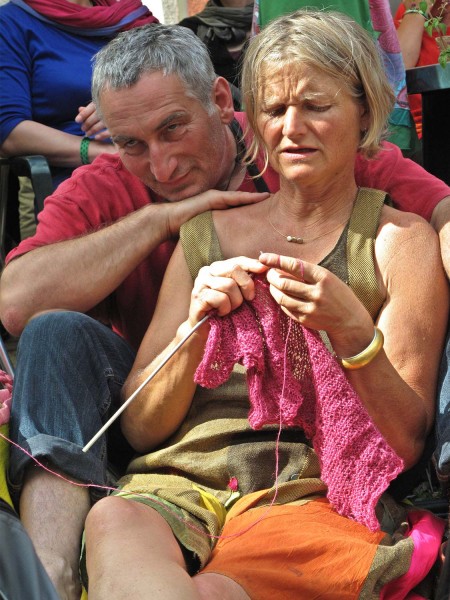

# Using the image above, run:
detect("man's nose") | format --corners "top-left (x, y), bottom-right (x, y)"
top-left (149, 147), bottom-right (178, 182)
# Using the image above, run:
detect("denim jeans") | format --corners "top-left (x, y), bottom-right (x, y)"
top-left (8, 312), bottom-right (136, 502)
top-left (434, 324), bottom-right (450, 481)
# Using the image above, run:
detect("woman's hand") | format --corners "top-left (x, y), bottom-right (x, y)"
top-left (189, 257), bottom-right (268, 325)
top-left (75, 102), bottom-right (111, 141)
top-left (259, 253), bottom-right (374, 355)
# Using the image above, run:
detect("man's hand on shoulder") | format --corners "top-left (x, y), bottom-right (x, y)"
top-left (164, 189), bottom-right (270, 238)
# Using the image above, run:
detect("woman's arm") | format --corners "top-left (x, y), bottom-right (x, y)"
top-left (260, 211), bottom-right (449, 469)
top-left (0, 121), bottom-right (115, 167)
top-left (121, 245), bottom-right (267, 452)
top-left (395, 1), bottom-right (431, 68)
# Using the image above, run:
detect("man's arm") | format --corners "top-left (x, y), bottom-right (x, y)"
top-left (355, 142), bottom-right (450, 222)
top-left (431, 196), bottom-right (450, 278)
top-left (0, 189), bottom-right (268, 337)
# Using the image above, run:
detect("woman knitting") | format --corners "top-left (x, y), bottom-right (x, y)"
top-left (83, 10), bottom-right (449, 599)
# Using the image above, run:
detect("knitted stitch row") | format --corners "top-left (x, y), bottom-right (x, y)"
top-left (194, 276), bottom-right (404, 531)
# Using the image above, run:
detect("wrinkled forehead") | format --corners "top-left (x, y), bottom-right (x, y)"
top-left (256, 63), bottom-right (343, 105)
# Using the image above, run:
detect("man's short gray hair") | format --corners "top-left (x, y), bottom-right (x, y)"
top-left (92, 24), bottom-right (217, 115)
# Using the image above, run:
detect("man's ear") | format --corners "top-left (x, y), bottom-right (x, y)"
top-left (212, 77), bottom-right (235, 124)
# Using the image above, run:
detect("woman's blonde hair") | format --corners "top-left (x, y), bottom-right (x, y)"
top-left (241, 9), bottom-right (395, 170)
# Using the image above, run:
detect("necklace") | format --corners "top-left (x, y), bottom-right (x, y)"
top-left (267, 193), bottom-right (357, 244)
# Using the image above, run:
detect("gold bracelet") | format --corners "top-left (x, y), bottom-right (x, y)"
top-left (338, 327), bottom-right (384, 370)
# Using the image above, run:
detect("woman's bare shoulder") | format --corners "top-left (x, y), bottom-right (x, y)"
top-left (378, 204), bottom-right (437, 245)
top-left (376, 204), bottom-right (442, 275)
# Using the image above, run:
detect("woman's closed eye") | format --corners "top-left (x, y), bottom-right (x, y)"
top-left (305, 102), bottom-right (331, 113)
top-left (263, 105), bottom-right (286, 118)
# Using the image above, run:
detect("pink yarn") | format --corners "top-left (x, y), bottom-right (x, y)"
top-left (194, 276), bottom-right (404, 531)
top-left (0, 371), bottom-right (12, 427)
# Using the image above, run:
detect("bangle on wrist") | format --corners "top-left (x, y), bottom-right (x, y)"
top-left (404, 8), bottom-right (428, 19)
top-left (80, 136), bottom-right (91, 165)
top-left (338, 327), bottom-right (384, 370)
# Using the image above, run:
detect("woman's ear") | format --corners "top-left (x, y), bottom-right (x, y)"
top-left (212, 77), bottom-right (235, 124)
top-left (359, 103), bottom-right (370, 133)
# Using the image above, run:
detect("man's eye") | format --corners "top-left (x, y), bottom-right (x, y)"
top-left (121, 140), bottom-right (146, 156)
top-left (165, 122), bottom-right (186, 137)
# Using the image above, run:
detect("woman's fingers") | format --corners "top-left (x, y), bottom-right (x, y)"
top-left (190, 258), bottom-right (268, 321)
top-left (75, 102), bottom-right (111, 138)
top-left (260, 253), bottom-right (359, 331)
top-left (259, 252), bottom-right (307, 281)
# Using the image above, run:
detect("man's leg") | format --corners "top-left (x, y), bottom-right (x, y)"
top-left (20, 468), bottom-right (90, 600)
top-left (8, 312), bottom-right (136, 600)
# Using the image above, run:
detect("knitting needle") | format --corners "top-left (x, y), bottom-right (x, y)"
top-left (82, 313), bottom-right (211, 453)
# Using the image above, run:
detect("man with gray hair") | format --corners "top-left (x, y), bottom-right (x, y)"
top-left (0, 23), bottom-right (449, 599)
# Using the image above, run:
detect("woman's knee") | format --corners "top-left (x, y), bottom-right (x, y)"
top-left (85, 497), bottom-right (164, 544)
top-left (85, 497), bottom-right (186, 564)
top-left (85, 496), bottom-right (133, 544)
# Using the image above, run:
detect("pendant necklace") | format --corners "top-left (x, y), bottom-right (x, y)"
top-left (267, 192), bottom-right (357, 244)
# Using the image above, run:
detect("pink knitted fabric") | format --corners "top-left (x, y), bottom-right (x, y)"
top-left (194, 276), bottom-right (404, 531)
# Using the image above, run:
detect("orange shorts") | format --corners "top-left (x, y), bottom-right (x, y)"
top-left (201, 498), bottom-right (388, 600)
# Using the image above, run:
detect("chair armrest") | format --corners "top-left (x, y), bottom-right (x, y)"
top-left (0, 155), bottom-right (53, 214)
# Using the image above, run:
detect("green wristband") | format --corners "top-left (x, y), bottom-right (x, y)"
top-left (80, 137), bottom-right (91, 165)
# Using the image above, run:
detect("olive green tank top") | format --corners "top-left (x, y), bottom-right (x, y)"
top-left (180, 187), bottom-right (386, 320)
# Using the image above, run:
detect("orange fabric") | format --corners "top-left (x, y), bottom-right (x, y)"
top-left (201, 498), bottom-right (385, 600)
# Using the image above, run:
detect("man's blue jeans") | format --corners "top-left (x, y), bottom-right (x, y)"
top-left (435, 324), bottom-right (450, 484)
top-left (8, 311), bottom-right (136, 503)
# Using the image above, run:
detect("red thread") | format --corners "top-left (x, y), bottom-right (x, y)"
top-left (0, 309), bottom-right (291, 542)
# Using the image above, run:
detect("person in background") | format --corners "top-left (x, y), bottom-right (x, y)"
top-left (179, 0), bottom-right (254, 104)
top-left (83, 10), bottom-right (448, 598)
top-left (395, 0), bottom-right (450, 139)
top-left (1, 22), bottom-right (450, 600)
top-left (0, 0), bottom-right (157, 238)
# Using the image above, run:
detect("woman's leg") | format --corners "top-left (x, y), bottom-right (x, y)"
top-left (194, 573), bottom-right (251, 600)
top-left (86, 496), bottom-right (250, 600)
top-left (86, 496), bottom-right (199, 600)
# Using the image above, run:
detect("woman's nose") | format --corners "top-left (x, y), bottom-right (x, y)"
top-left (282, 106), bottom-right (306, 137)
